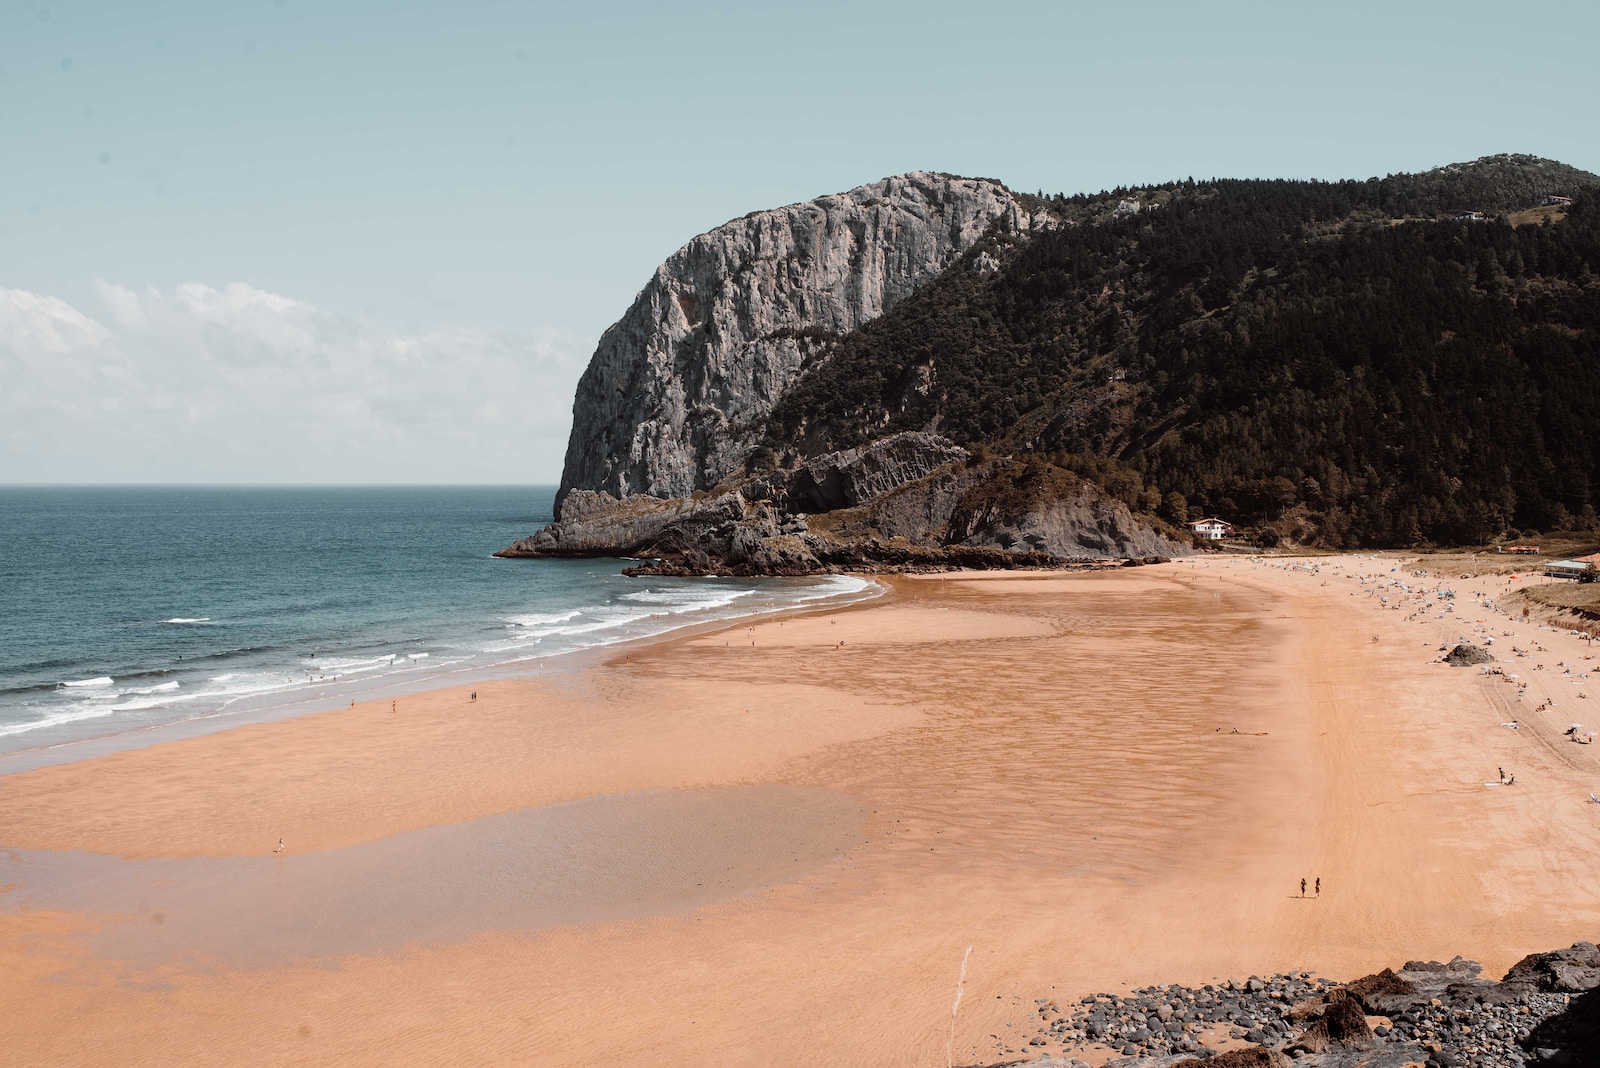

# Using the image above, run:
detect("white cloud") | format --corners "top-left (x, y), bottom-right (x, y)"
top-left (0, 282), bottom-right (588, 483)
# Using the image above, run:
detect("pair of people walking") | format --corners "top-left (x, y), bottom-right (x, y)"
top-left (1300, 876), bottom-right (1320, 898)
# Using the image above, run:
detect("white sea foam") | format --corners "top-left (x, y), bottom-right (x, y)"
top-left (487, 578), bottom-right (876, 658)
top-left (108, 693), bottom-right (205, 712)
top-left (193, 673), bottom-right (300, 701)
top-left (540, 614), bottom-right (639, 637)
top-left (313, 654), bottom-right (398, 673)
top-left (0, 704), bottom-right (120, 738)
top-left (622, 587), bottom-right (756, 611)
top-left (506, 609), bottom-right (582, 628)
top-left (489, 612), bottom-right (633, 648)
top-left (160, 617), bottom-right (212, 624)
top-left (794, 575), bottom-right (873, 601)
top-left (126, 681), bottom-right (181, 694)
top-left (60, 676), bottom-right (114, 688)
top-left (482, 607), bottom-right (637, 652)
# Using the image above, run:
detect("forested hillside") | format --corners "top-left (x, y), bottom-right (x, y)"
top-left (758, 155), bottom-right (1600, 547)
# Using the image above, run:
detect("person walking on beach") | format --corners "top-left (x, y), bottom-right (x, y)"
top-left (391, 700), bottom-right (396, 714)
top-left (1315, 877), bottom-right (1321, 897)
top-left (274, 837), bottom-right (285, 855)
top-left (1300, 877), bottom-right (1307, 898)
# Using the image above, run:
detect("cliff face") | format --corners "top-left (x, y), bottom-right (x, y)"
top-left (557, 172), bottom-right (1034, 507)
top-left (755, 158), bottom-right (1600, 549)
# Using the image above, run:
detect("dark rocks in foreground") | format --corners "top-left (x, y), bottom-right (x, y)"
top-left (978, 943), bottom-right (1600, 1068)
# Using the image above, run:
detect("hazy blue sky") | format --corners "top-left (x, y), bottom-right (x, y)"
top-left (4, 0), bottom-right (1596, 482)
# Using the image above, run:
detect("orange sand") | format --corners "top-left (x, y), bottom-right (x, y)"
top-left (3, 557), bottom-right (1600, 1066)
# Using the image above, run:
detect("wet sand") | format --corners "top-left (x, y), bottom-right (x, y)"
top-left (0, 784), bottom-right (863, 966)
top-left (4, 558), bottom-right (1600, 1066)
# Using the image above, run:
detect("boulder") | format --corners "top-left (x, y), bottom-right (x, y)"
top-left (1504, 942), bottom-right (1600, 993)
top-left (1345, 968), bottom-right (1420, 1014)
top-left (1286, 988), bottom-right (1375, 1054)
top-left (1443, 644), bottom-right (1494, 666)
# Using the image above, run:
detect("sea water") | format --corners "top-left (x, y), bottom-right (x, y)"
top-left (0, 486), bottom-right (874, 756)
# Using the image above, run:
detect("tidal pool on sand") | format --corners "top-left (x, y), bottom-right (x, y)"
top-left (0, 784), bottom-right (864, 966)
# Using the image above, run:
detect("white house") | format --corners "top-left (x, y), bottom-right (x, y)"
top-left (1190, 518), bottom-right (1234, 541)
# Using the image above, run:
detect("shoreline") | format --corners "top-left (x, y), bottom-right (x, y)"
top-left (4, 554), bottom-right (1600, 1066)
top-left (0, 571), bottom-right (887, 777)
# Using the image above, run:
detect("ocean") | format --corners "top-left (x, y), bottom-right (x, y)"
top-left (0, 486), bottom-right (874, 757)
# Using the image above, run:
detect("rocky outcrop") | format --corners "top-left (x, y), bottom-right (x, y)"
top-left (557, 173), bottom-right (1039, 508)
top-left (997, 946), bottom-right (1600, 1068)
top-left (958, 491), bottom-right (1187, 559)
top-left (1444, 643), bottom-right (1495, 666)
top-left (503, 434), bottom-right (965, 564)
top-left (502, 434), bottom-right (1184, 575)
top-left (1343, 968), bottom-right (1417, 1015)
top-left (1504, 942), bottom-right (1600, 995)
top-left (513, 174), bottom-right (1191, 573)
top-left (750, 432), bottom-right (970, 514)
top-left (1282, 989), bottom-right (1373, 1055)
top-left (496, 489), bottom-right (737, 558)
top-left (811, 451), bottom-right (1189, 562)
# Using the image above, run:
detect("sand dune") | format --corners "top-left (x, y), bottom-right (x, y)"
top-left (3, 556), bottom-right (1599, 1066)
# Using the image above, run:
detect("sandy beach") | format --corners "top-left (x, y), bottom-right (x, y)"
top-left (4, 555), bottom-right (1600, 1066)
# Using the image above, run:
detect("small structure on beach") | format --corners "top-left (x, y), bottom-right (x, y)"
top-left (1499, 545), bottom-right (1541, 555)
top-left (1544, 559), bottom-right (1593, 580)
top-left (1190, 517), bottom-right (1234, 541)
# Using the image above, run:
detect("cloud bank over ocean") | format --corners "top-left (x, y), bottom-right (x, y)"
top-left (0, 282), bottom-right (585, 483)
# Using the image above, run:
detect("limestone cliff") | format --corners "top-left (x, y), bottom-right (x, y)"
top-left (557, 172), bottom-right (1036, 508)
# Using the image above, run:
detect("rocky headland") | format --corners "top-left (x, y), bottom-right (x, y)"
top-left (510, 155), bottom-right (1600, 571)
top-left (988, 943), bottom-right (1600, 1068)
top-left (508, 171), bottom-right (1182, 573)
top-left (556, 172), bottom-right (1044, 507)
top-left (498, 431), bottom-right (1182, 575)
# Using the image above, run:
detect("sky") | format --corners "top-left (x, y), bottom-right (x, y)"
top-left (3, 0), bottom-right (1597, 483)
